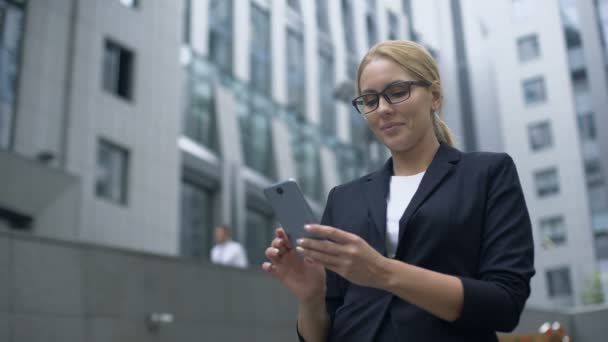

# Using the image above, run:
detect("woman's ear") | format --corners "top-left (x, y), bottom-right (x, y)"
top-left (430, 80), bottom-right (442, 111)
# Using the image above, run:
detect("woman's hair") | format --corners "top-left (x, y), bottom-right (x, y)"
top-left (356, 40), bottom-right (455, 146)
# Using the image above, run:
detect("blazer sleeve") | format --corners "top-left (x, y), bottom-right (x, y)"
top-left (453, 154), bottom-right (535, 332)
top-left (297, 187), bottom-right (347, 341)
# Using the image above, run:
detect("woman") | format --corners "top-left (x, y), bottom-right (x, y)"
top-left (262, 40), bottom-right (535, 341)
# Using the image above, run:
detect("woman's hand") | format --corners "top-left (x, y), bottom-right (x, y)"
top-left (262, 228), bottom-right (326, 304)
top-left (296, 224), bottom-right (388, 289)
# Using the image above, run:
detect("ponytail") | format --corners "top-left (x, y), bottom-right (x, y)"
top-left (432, 112), bottom-right (455, 147)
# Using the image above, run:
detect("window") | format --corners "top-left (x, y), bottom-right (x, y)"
top-left (293, 139), bottom-right (323, 201)
top-left (342, 0), bottom-right (356, 53)
top-left (238, 98), bottom-right (274, 177)
top-left (316, 0), bottom-right (330, 34)
top-left (180, 180), bottom-right (214, 258)
top-left (528, 121), bottom-right (553, 151)
top-left (209, 0), bottom-right (233, 74)
top-left (589, 185), bottom-right (608, 213)
top-left (319, 50), bottom-right (336, 136)
top-left (103, 39), bottom-right (134, 100)
top-left (578, 112), bottom-right (597, 140)
top-left (250, 4), bottom-right (271, 96)
top-left (245, 207), bottom-right (274, 266)
top-left (286, 30), bottom-right (306, 117)
top-left (546, 267), bottom-right (573, 298)
top-left (540, 216), bottom-right (567, 248)
top-left (287, 0), bottom-right (300, 12)
top-left (96, 139), bottom-right (129, 205)
top-left (522, 76), bottom-right (547, 105)
top-left (534, 167), bottom-right (560, 197)
top-left (119, 0), bottom-right (137, 8)
top-left (366, 14), bottom-right (378, 47)
top-left (184, 56), bottom-right (217, 149)
top-left (517, 34), bottom-right (540, 62)
top-left (388, 11), bottom-right (400, 40)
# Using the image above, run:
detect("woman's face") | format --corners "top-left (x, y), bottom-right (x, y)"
top-left (358, 57), bottom-right (440, 153)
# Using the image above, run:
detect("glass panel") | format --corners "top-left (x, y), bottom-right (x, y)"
top-left (0, 4), bottom-right (23, 149)
top-left (238, 94), bottom-right (275, 177)
top-left (319, 50), bottom-right (336, 136)
top-left (388, 11), bottom-right (399, 40)
top-left (546, 267), bottom-right (573, 303)
top-left (209, 0), bottom-right (233, 74)
top-left (517, 34), bottom-right (540, 62)
top-left (577, 112), bottom-right (597, 141)
top-left (287, 0), bottom-right (300, 12)
top-left (366, 14), bottom-right (377, 46)
top-left (180, 180), bottom-right (214, 258)
top-left (250, 5), bottom-right (271, 96)
top-left (286, 30), bottom-right (306, 117)
top-left (316, 0), bottom-right (330, 34)
top-left (522, 76), bottom-right (547, 105)
top-left (540, 216), bottom-right (567, 248)
top-left (535, 167), bottom-right (560, 197)
top-left (342, 0), bottom-right (356, 52)
top-left (528, 121), bottom-right (553, 151)
top-left (96, 139), bottom-right (129, 204)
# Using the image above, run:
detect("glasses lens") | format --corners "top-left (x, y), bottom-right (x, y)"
top-left (386, 83), bottom-right (411, 103)
top-left (354, 94), bottom-right (379, 114)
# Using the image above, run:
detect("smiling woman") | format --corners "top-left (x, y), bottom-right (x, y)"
top-left (262, 40), bottom-right (535, 342)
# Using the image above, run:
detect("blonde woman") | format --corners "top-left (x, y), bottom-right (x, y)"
top-left (263, 40), bottom-right (535, 341)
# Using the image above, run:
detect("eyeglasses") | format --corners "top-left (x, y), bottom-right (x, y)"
top-left (351, 80), bottom-right (432, 115)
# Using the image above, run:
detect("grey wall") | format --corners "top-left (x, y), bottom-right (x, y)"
top-left (0, 230), bottom-right (298, 342)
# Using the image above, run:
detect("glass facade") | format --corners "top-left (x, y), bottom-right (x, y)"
top-left (245, 207), bottom-right (274, 266)
top-left (534, 167), bottom-right (560, 198)
top-left (250, 4), bottom-right (271, 96)
top-left (540, 216), bottom-right (567, 248)
top-left (96, 139), bottom-right (129, 205)
top-left (180, 180), bottom-right (215, 258)
top-left (546, 267), bottom-right (574, 304)
top-left (290, 121), bottom-right (323, 201)
top-left (286, 29), bottom-right (306, 118)
top-left (316, 0), bottom-right (330, 34)
top-left (183, 55), bottom-right (217, 150)
top-left (238, 92), bottom-right (275, 178)
top-left (522, 76), bottom-right (547, 105)
top-left (528, 121), bottom-right (553, 151)
top-left (388, 11), bottom-right (399, 40)
top-left (0, 0), bottom-right (23, 149)
top-left (103, 39), bottom-right (134, 100)
top-left (517, 34), bottom-right (540, 62)
top-left (209, 0), bottom-right (233, 74)
top-left (319, 50), bottom-right (336, 137)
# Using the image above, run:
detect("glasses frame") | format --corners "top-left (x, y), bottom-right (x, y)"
top-left (351, 80), bottom-right (432, 115)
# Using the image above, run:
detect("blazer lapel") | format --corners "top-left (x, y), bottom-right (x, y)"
top-left (364, 158), bottom-right (393, 246)
top-left (397, 144), bottom-right (461, 245)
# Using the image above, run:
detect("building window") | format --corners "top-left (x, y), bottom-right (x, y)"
top-left (238, 98), bottom-right (275, 178)
top-left (517, 34), bottom-right (540, 62)
top-left (540, 216), bottom-right (567, 248)
top-left (388, 11), bottom-right (400, 40)
top-left (245, 207), bottom-right (274, 266)
top-left (287, 0), bottom-right (301, 12)
top-left (286, 30), bottom-right (306, 117)
top-left (96, 139), bottom-right (129, 205)
top-left (0, 1), bottom-right (24, 149)
top-left (342, 0), bottom-right (356, 52)
top-left (184, 56), bottom-right (217, 149)
top-left (522, 76), bottom-right (547, 105)
top-left (250, 4), bottom-right (271, 96)
top-left (180, 179), bottom-right (215, 258)
top-left (103, 39), bottom-right (135, 100)
top-left (578, 112), bottom-right (597, 141)
top-left (535, 167), bottom-right (560, 197)
top-left (366, 14), bottom-right (378, 47)
top-left (209, 0), bottom-right (233, 74)
top-left (319, 50), bottom-right (336, 137)
top-left (546, 267), bottom-right (573, 298)
top-left (119, 0), bottom-right (138, 8)
top-left (316, 0), bottom-right (330, 34)
top-left (528, 121), bottom-right (553, 151)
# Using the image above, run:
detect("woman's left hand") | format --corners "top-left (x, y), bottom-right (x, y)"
top-left (296, 224), bottom-right (388, 289)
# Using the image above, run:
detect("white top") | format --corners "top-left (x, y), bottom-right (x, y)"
top-left (210, 240), bottom-right (249, 268)
top-left (386, 171), bottom-right (425, 258)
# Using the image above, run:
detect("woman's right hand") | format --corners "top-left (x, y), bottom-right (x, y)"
top-left (262, 228), bottom-right (326, 304)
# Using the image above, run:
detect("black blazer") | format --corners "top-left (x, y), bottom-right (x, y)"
top-left (315, 144), bottom-right (535, 341)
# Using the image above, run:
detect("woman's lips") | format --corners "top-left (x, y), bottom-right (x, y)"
top-left (380, 122), bottom-right (404, 133)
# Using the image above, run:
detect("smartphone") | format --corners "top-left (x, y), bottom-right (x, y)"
top-left (263, 179), bottom-right (324, 250)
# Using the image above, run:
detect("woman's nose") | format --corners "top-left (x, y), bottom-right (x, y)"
top-left (375, 96), bottom-right (394, 116)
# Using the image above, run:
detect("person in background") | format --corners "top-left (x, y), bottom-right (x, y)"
top-left (210, 224), bottom-right (248, 269)
top-left (262, 40), bottom-right (535, 341)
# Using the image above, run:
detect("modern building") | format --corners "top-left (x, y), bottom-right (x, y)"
top-left (3, 0), bottom-right (476, 268)
top-left (475, 0), bottom-right (608, 308)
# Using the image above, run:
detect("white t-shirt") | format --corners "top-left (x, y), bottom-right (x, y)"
top-left (210, 240), bottom-right (249, 268)
top-left (386, 171), bottom-right (425, 258)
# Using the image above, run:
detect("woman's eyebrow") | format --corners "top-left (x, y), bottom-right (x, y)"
top-left (361, 80), bottom-right (413, 94)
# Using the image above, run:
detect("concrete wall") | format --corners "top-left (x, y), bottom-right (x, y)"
top-left (0, 230), bottom-right (298, 342)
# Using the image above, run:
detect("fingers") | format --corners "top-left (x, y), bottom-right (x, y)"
top-left (296, 246), bottom-right (341, 268)
top-left (305, 224), bottom-right (353, 244)
top-left (275, 227), bottom-right (294, 249)
top-left (297, 238), bottom-right (343, 257)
